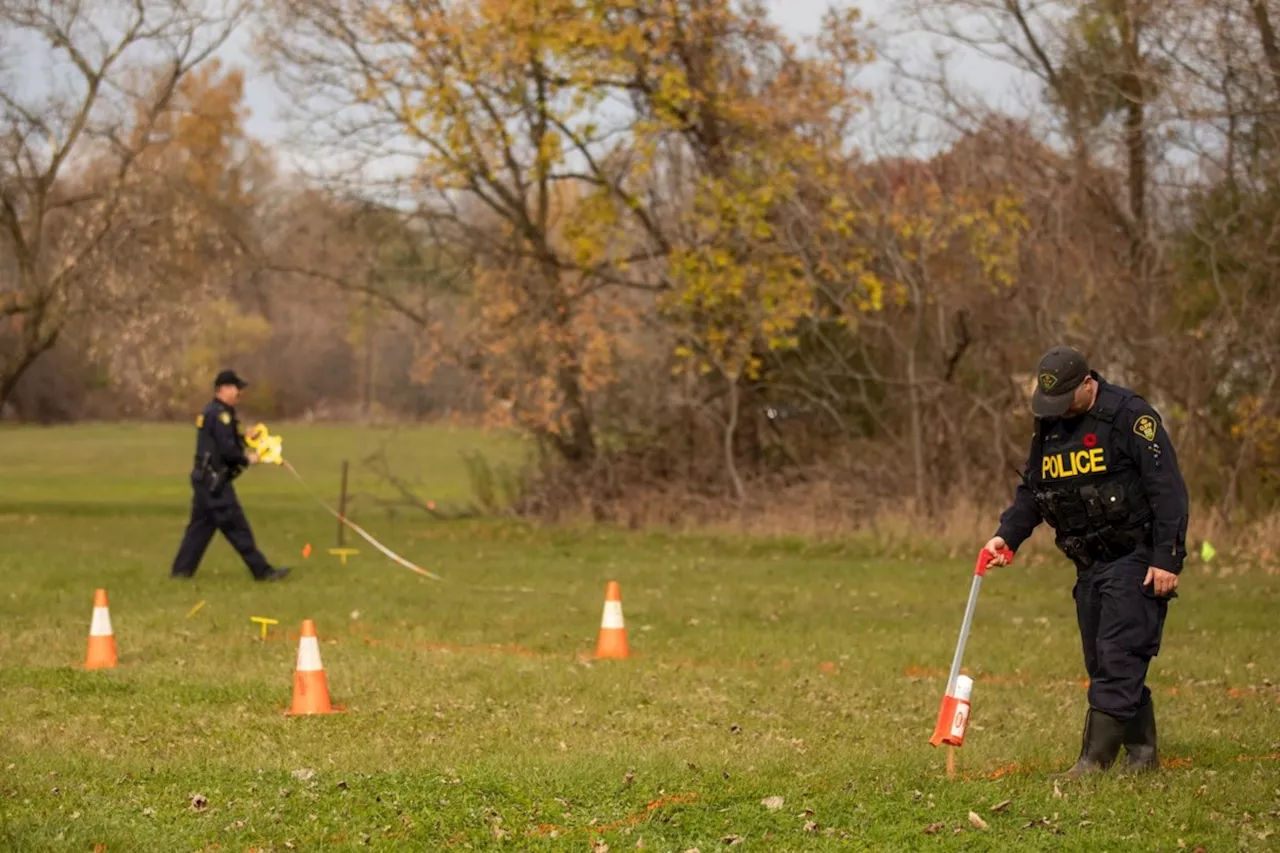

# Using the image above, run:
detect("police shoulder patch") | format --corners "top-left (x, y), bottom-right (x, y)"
top-left (195, 414), bottom-right (204, 428)
top-left (1133, 413), bottom-right (1157, 442)
top-left (218, 411), bottom-right (232, 425)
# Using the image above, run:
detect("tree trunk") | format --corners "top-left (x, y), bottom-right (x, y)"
top-left (552, 316), bottom-right (596, 468)
top-left (724, 377), bottom-right (745, 503)
top-left (0, 332), bottom-right (60, 417)
top-left (905, 346), bottom-right (927, 512)
top-left (362, 289), bottom-right (374, 418)
top-left (1116, 0), bottom-right (1149, 280)
top-left (732, 373), bottom-right (762, 467)
top-left (1252, 0), bottom-right (1280, 101)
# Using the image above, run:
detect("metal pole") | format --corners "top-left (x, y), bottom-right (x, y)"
top-left (943, 574), bottom-right (983, 697)
top-left (337, 460), bottom-right (349, 548)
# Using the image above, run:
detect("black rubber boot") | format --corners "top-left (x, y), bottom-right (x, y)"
top-left (1121, 699), bottom-right (1159, 773)
top-left (1063, 707), bottom-right (1126, 778)
top-left (255, 567), bottom-right (291, 582)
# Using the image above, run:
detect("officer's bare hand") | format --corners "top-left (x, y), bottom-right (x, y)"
top-left (983, 536), bottom-right (1011, 566)
top-left (247, 451), bottom-right (260, 465)
top-left (1143, 566), bottom-right (1178, 597)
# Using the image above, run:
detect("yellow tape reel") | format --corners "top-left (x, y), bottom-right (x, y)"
top-left (244, 422), bottom-right (284, 465)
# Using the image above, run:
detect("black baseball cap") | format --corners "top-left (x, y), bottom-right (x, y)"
top-left (214, 369), bottom-right (248, 389)
top-left (1031, 346), bottom-right (1089, 418)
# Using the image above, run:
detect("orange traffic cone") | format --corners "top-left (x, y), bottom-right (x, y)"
top-left (286, 619), bottom-right (341, 714)
top-left (85, 588), bottom-right (117, 670)
top-left (595, 581), bottom-right (629, 659)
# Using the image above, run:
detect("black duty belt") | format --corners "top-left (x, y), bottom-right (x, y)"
top-left (1060, 522), bottom-right (1151, 566)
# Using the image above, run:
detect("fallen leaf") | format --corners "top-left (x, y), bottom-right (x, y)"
top-left (968, 811), bottom-right (989, 830)
top-left (992, 799), bottom-right (1012, 813)
top-left (493, 826), bottom-right (511, 840)
top-left (720, 834), bottom-right (742, 845)
top-left (93, 845), bottom-right (106, 853)
top-left (291, 769), bottom-right (316, 781)
top-left (1052, 781), bottom-right (1063, 799)
top-left (337, 780), bottom-right (349, 791)
top-left (761, 796), bottom-right (784, 811)
top-left (923, 822), bottom-right (944, 834)
top-left (803, 820), bottom-right (818, 834)
top-left (623, 771), bottom-right (635, 786)
top-left (592, 840), bottom-right (609, 853)
top-left (189, 794), bottom-right (208, 811)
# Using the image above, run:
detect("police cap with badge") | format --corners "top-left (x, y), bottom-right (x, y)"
top-left (1032, 346), bottom-right (1090, 419)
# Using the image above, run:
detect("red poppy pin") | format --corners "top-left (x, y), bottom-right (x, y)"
top-left (1083, 433), bottom-right (1098, 448)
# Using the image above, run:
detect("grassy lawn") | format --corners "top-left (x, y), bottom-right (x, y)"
top-left (1, 423), bottom-right (1278, 851)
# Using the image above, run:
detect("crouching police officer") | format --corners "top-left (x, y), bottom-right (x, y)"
top-left (170, 370), bottom-right (290, 582)
top-left (982, 346), bottom-right (1188, 777)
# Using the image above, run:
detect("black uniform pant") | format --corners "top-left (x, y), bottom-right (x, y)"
top-left (1073, 546), bottom-right (1169, 721)
top-left (171, 481), bottom-right (272, 579)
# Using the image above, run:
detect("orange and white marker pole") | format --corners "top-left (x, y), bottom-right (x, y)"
top-left (287, 619), bottom-right (339, 714)
top-left (85, 588), bottom-right (118, 670)
top-left (930, 547), bottom-right (1012, 760)
top-left (595, 581), bottom-right (629, 659)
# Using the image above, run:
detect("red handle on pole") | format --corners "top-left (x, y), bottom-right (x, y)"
top-left (975, 547), bottom-right (1014, 577)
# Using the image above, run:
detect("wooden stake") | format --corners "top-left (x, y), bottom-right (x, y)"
top-left (946, 746), bottom-right (956, 779)
top-left (337, 460), bottom-right (349, 548)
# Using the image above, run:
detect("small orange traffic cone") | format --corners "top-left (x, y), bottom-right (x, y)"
top-left (286, 619), bottom-right (341, 714)
top-left (595, 581), bottom-right (629, 659)
top-left (85, 588), bottom-right (117, 670)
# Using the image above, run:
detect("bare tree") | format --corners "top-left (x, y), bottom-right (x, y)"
top-left (0, 0), bottom-right (247, 412)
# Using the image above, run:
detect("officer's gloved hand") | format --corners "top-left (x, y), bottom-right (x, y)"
top-left (982, 536), bottom-right (1012, 566)
top-left (247, 451), bottom-right (260, 465)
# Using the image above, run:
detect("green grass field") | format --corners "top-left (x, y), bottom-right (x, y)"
top-left (1, 423), bottom-right (1278, 851)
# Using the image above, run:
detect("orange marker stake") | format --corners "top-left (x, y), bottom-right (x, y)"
top-left (930, 548), bottom-right (1012, 753)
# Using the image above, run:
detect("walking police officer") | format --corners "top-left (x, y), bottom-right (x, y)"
top-left (170, 370), bottom-right (290, 582)
top-left (982, 346), bottom-right (1188, 777)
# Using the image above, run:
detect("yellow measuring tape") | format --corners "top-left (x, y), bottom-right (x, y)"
top-left (245, 424), bottom-right (443, 582)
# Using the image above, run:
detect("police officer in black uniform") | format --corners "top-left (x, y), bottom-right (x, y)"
top-left (982, 346), bottom-right (1188, 777)
top-left (170, 370), bottom-right (290, 582)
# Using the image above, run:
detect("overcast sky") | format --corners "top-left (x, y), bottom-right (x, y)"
top-left (8, 0), bottom-right (1031, 174)
top-left (212, 0), bottom-right (1025, 149)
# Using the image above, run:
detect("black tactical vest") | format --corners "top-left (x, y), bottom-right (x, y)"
top-left (191, 401), bottom-right (247, 492)
top-left (1026, 384), bottom-right (1153, 563)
